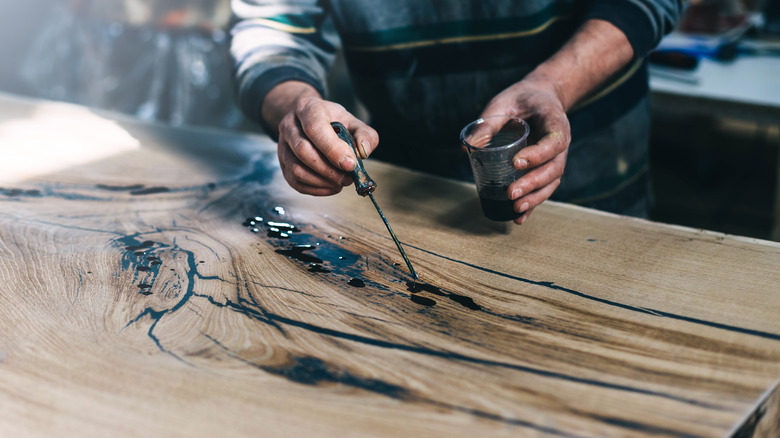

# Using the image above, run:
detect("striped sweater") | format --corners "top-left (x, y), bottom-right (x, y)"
top-left (230, 1), bottom-right (682, 210)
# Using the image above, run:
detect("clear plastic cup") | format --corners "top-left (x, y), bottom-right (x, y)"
top-left (460, 116), bottom-right (530, 221)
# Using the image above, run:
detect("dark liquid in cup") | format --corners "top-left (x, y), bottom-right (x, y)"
top-left (465, 126), bottom-right (528, 222)
top-left (479, 196), bottom-right (520, 221)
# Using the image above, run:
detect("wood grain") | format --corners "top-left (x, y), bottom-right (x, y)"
top-left (0, 93), bottom-right (779, 437)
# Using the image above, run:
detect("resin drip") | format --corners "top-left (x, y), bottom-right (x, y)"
top-left (276, 245), bottom-right (324, 264)
top-left (347, 278), bottom-right (365, 288)
top-left (406, 281), bottom-right (481, 311)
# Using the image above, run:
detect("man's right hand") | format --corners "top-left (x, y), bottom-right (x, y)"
top-left (263, 81), bottom-right (379, 196)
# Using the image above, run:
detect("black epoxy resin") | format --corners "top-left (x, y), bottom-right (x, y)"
top-left (347, 278), bottom-right (365, 288)
top-left (479, 196), bottom-right (520, 222)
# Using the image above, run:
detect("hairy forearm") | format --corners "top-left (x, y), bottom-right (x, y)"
top-left (525, 19), bottom-right (634, 111)
top-left (261, 81), bottom-right (322, 138)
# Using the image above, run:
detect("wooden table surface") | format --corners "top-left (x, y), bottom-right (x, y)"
top-left (1, 93), bottom-right (779, 437)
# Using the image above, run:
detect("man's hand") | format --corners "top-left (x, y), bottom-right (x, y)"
top-left (263, 82), bottom-right (379, 196)
top-left (480, 78), bottom-right (571, 225)
top-left (480, 19), bottom-right (634, 224)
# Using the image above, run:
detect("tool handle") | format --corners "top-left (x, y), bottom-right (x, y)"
top-left (331, 121), bottom-right (376, 196)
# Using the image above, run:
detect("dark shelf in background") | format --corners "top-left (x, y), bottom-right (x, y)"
top-left (648, 111), bottom-right (778, 241)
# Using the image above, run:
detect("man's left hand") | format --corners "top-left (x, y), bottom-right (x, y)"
top-left (480, 77), bottom-right (571, 225)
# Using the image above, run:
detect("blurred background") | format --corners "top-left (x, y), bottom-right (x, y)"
top-left (0, 0), bottom-right (778, 241)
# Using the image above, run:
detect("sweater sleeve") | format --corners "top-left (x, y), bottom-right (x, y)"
top-left (583, 0), bottom-right (684, 58)
top-left (229, 0), bottom-right (337, 132)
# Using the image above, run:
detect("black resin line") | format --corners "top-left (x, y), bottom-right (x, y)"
top-left (96, 184), bottom-right (145, 191)
top-left (0, 187), bottom-right (42, 197)
top-left (389, 238), bottom-right (780, 342)
top-left (0, 213), bottom-right (125, 236)
top-left (130, 187), bottom-right (171, 196)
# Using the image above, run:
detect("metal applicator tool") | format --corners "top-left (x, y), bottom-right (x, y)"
top-left (331, 121), bottom-right (418, 280)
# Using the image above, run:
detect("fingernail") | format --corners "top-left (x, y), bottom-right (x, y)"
top-left (519, 202), bottom-right (530, 212)
top-left (358, 140), bottom-right (369, 159)
top-left (514, 159), bottom-right (529, 169)
top-left (339, 156), bottom-right (355, 170)
top-left (510, 188), bottom-right (523, 199)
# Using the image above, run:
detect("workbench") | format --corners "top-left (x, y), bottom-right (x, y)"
top-left (1, 93), bottom-right (779, 437)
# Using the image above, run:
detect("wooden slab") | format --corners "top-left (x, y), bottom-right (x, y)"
top-left (1, 93), bottom-right (779, 437)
